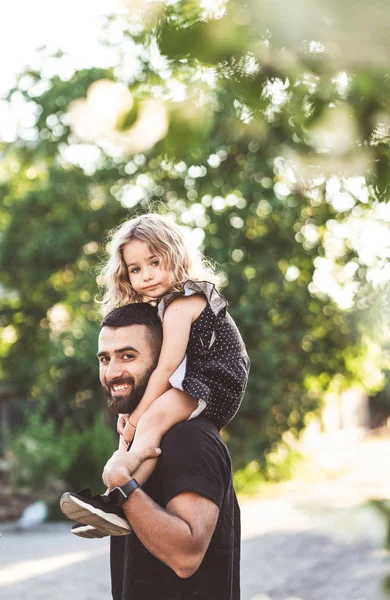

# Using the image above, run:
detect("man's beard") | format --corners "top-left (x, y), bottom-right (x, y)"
top-left (102, 367), bottom-right (154, 415)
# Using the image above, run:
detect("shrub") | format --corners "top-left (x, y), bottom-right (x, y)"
top-left (6, 411), bottom-right (116, 500)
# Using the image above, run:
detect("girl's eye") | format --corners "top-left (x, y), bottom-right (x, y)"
top-left (152, 260), bottom-right (159, 266)
top-left (130, 267), bottom-right (140, 273)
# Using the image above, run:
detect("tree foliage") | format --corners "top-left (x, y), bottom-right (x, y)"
top-left (1, 2), bottom-right (389, 480)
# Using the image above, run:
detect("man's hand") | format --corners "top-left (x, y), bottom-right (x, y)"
top-left (102, 447), bottom-right (161, 489)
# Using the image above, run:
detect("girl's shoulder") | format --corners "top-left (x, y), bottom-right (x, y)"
top-left (157, 280), bottom-right (227, 321)
top-left (163, 293), bottom-right (207, 325)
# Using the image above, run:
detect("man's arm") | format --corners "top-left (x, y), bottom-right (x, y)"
top-left (102, 448), bottom-right (219, 579)
top-left (122, 488), bottom-right (219, 578)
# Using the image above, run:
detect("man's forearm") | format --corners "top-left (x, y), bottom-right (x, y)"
top-left (102, 448), bottom-right (219, 578)
top-left (121, 488), bottom-right (202, 578)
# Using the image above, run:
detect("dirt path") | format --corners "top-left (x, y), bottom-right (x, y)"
top-left (1, 433), bottom-right (389, 600)
top-left (240, 431), bottom-right (390, 600)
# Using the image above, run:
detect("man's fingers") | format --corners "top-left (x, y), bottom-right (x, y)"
top-left (138, 447), bottom-right (161, 461)
top-left (102, 447), bottom-right (161, 488)
top-left (111, 447), bottom-right (160, 460)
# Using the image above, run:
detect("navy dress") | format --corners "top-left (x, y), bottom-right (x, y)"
top-left (157, 280), bottom-right (250, 430)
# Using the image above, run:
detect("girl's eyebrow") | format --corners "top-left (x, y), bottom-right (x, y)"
top-left (127, 255), bottom-right (158, 267)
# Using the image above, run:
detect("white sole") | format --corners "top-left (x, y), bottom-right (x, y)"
top-left (71, 524), bottom-right (108, 539)
top-left (60, 493), bottom-right (131, 536)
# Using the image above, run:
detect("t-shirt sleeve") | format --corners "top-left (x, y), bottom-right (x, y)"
top-left (158, 420), bottom-right (231, 509)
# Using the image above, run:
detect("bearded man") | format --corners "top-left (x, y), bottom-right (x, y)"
top-left (61, 303), bottom-right (241, 600)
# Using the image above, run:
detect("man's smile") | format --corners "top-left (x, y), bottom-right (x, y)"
top-left (109, 382), bottom-right (132, 395)
top-left (111, 383), bottom-right (131, 391)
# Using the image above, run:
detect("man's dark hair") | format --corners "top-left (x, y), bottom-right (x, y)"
top-left (101, 303), bottom-right (163, 357)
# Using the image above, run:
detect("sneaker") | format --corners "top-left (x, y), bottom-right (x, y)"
top-left (60, 488), bottom-right (131, 536)
top-left (71, 522), bottom-right (108, 538)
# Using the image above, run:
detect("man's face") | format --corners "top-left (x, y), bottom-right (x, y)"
top-left (97, 324), bottom-right (157, 414)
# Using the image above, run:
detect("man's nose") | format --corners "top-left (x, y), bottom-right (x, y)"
top-left (106, 360), bottom-right (125, 382)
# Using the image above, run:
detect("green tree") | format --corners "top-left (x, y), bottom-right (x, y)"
top-left (1, 2), bottom-right (389, 485)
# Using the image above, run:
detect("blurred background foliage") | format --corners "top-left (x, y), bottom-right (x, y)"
top-left (1, 0), bottom-right (390, 497)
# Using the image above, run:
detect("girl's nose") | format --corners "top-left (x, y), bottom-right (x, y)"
top-left (143, 268), bottom-right (153, 281)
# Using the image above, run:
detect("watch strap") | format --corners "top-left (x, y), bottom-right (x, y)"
top-left (108, 479), bottom-right (140, 507)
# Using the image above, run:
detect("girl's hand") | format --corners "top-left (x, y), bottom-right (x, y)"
top-left (117, 413), bottom-right (129, 436)
top-left (123, 419), bottom-right (137, 445)
top-left (118, 434), bottom-right (128, 451)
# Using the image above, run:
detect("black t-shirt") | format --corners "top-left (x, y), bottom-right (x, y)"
top-left (110, 418), bottom-right (240, 600)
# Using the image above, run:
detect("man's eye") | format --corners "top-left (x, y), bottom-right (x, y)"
top-left (123, 354), bottom-right (135, 360)
top-left (99, 357), bottom-right (109, 364)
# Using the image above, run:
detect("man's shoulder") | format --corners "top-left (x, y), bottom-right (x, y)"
top-left (162, 418), bottom-right (225, 448)
top-left (160, 418), bottom-right (231, 468)
top-left (157, 419), bottom-right (233, 508)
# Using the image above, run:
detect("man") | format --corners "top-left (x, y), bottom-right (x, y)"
top-left (70, 303), bottom-right (241, 599)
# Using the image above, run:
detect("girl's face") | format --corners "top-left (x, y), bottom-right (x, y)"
top-left (123, 240), bottom-right (174, 298)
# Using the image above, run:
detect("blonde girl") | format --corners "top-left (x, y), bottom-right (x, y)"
top-left (61, 213), bottom-right (249, 534)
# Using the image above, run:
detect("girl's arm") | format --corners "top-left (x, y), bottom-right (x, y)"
top-left (129, 294), bottom-right (206, 426)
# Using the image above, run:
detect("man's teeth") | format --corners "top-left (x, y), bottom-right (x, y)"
top-left (112, 384), bottom-right (130, 391)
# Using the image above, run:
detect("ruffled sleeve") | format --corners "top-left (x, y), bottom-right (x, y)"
top-left (157, 280), bottom-right (227, 321)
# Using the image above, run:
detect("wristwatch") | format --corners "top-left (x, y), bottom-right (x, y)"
top-left (108, 479), bottom-right (140, 507)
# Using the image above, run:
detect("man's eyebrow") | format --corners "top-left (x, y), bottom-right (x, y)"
top-left (96, 346), bottom-right (139, 358)
top-left (126, 255), bottom-right (158, 267)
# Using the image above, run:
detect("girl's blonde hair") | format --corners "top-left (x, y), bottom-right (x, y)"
top-left (98, 213), bottom-right (218, 314)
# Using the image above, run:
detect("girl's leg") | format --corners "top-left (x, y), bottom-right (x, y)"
top-left (128, 388), bottom-right (198, 486)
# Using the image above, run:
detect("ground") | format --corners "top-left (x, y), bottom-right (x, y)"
top-left (1, 431), bottom-right (390, 600)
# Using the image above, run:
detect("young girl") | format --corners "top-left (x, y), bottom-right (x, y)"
top-left (61, 213), bottom-right (250, 535)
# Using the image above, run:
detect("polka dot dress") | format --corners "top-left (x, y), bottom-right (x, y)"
top-left (158, 280), bottom-right (250, 431)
